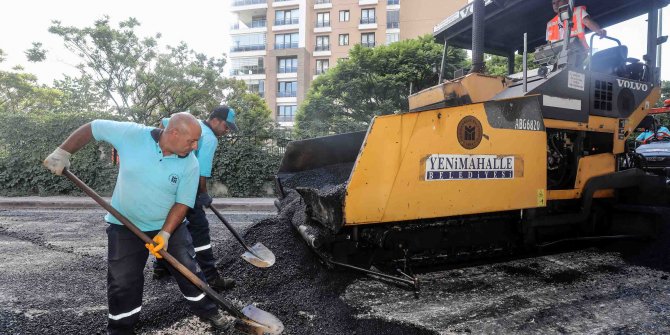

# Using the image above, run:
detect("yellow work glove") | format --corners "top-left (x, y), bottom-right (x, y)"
top-left (145, 230), bottom-right (171, 258)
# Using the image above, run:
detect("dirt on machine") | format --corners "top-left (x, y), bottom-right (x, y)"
top-left (276, 0), bottom-right (670, 288)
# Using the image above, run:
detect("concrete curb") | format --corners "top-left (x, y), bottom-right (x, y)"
top-left (0, 197), bottom-right (277, 212)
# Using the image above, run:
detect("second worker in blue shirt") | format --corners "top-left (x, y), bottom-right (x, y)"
top-left (154, 105), bottom-right (239, 291)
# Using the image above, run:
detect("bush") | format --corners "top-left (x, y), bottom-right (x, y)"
top-left (0, 112), bottom-right (283, 197)
top-left (210, 137), bottom-right (283, 197)
top-left (0, 111), bottom-right (120, 196)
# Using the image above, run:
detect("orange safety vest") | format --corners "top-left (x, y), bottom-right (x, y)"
top-left (546, 6), bottom-right (589, 50)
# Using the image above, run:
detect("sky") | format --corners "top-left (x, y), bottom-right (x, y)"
top-left (0, 0), bottom-right (669, 84)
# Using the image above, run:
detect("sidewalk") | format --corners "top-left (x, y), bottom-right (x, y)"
top-left (0, 196), bottom-right (277, 212)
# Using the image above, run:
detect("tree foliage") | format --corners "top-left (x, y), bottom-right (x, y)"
top-left (294, 35), bottom-right (468, 138)
top-left (485, 53), bottom-right (539, 76)
top-left (0, 64), bottom-right (63, 115)
top-left (46, 17), bottom-right (229, 125)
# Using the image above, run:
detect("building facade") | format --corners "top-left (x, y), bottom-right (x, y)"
top-left (229, 0), bottom-right (466, 127)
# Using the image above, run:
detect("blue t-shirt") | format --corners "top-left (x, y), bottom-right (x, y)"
top-left (637, 126), bottom-right (670, 143)
top-left (92, 120), bottom-right (199, 232)
top-left (162, 118), bottom-right (218, 177)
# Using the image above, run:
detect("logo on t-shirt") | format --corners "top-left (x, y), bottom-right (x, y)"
top-left (169, 174), bottom-right (179, 185)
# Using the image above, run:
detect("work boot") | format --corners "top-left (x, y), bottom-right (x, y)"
top-left (208, 276), bottom-right (236, 291)
top-left (200, 310), bottom-right (236, 331)
top-left (152, 266), bottom-right (171, 280)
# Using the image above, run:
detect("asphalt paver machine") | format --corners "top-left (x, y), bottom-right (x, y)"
top-left (276, 0), bottom-right (670, 286)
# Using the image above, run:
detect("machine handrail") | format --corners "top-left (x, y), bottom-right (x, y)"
top-left (588, 34), bottom-right (622, 72)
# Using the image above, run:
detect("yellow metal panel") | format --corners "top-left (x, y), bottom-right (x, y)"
top-left (344, 102), bottom-right (547, 225)
top-left (613, 87), bottom-right (660, 154)
top-left (460, 74), bottom-right (508, 103)
top-left (574, 153), bottom-right (616, 190)
top-left (547, 189), bottom-right (614, 200)
top-left (408, 73), bottom-right (509, 111)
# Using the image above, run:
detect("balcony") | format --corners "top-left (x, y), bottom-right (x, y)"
top-left (359, 17), bottom-right (378, 30)
top-left (232, 0), bottom-right (268, 11)
top-left (230, 20), bottom-right (267, 33)
top-left (274, 42), bottom-right (299, 49)
top-left (358, 0), bottom-right (378, 4)
top-left (315, 44), bottom-right (330, 51)
top-left (316, 21), bottom-right (331, 28)
top-left (387, 22), bottom-right (399, 29)
top-left (276, 115), bottom-right (295, 122)
top-left (277, 91), bottom-right (297, 97)
top-left (314, 0), bottom-right (332, 9)
top-left (315, 68), bottom-right (329, 75)
top-left (273, 0), bottom-right (299, 7)
top-left (230, 67), bottom-right (265, 76)
top-left (361, 42), bottom-right (376, 48)
top-left (274, 17), bottom-right (299, 25)
top-left (233, 0), bottom-right (266, 5)
top-left (231, 44), bottom-right (266, 52)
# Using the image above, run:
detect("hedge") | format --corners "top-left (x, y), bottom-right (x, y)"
top-left (0, 112), bottom-right (283, 197)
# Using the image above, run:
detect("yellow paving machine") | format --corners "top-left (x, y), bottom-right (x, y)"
top-left (276, 0), bottom-right (670, 287)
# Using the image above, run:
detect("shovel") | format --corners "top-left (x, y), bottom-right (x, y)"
top-left (62, 169), bottom-right (284, 335)
top-left (207, 205), bottom-right (276, 268)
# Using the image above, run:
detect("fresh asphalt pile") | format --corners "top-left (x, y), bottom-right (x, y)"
top-left (213, 163), bottom-right (435, 334)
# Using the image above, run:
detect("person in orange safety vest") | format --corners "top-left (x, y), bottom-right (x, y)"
top-left (546, 0), bottom-right (607, 50)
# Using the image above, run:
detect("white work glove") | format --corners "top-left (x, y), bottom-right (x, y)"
top-left (43, 147), bottom-right (71, 175)
top-left (146, 230), bottom-right (171, 258)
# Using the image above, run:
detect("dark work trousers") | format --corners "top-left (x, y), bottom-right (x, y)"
top-left (155, 205), bottom-right (220, 282)
top-left (107, 223), bottom-right (218, 335)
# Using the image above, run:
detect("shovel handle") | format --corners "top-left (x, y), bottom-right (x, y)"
top-left (207, 205), bottom-right (255, 252)
top-left (62, 168), bottom-right (245, 319)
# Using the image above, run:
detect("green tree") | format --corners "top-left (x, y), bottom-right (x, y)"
top-left (656, 80), bottom-right (670, 107)
top-left (0, 64), bottom-right (63, 115)
top-left (45, 17), bottom-right (227, 124)
top-left (25, 42), bottom-right (48, 62)
top-left (52, 75), bottom-right (110, 114)
top-left (295, 35), bottom-right (468, 138)
top-left (485, 53), bottom-right (538, 76)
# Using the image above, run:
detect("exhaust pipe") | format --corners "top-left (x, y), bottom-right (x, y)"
top-left (470, 0), bottom-right (486, 73)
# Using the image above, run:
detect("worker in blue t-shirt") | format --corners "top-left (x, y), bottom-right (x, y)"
top-left (153, 106), bottom-right (239, 292)
top-left (637, 125), bottom-right (670, 144)
top-left (43, 113), bottom-right (235, 333)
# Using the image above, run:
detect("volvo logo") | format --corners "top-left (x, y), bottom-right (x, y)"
top-left (616, 79), bottom-right (648, 92)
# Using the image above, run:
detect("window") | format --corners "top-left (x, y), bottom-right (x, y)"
top-left (385, 32), bottom-right (399, 45)
top-left (386, 10), bottom-right (399, 28)
top-left (247, 79), bottom-right (265, 98)
top-left (316, 12), bottom-right (330, 27)
top-left (339, 34), bottom-right (349, 46)
top-left (387, 0), bottom-right (399, 5)
top-left (316, 35), bottom-right (330, 51)
top-left (232, 33), bottom-right (267, 52)
top-left (361, 33), bottom-right (375, 47)
top-left (361, 8), bottom-right (376, 24)
top-left (277, 105), bottom-right (297, 122)
top-left (275, 9), bottom-right (299, 25)
top-left (339, 10), bottom-right (350, 22)
top-left (231, 57), bottom-right (265, 75)
top-left (275, 33), bottom-right (299, 49)
top-left (278, 57), bottom-right (298, 73)
top-left (316, 59), bottom-right (329, 75)
top-left (277, 81), bottom-right (297, 97)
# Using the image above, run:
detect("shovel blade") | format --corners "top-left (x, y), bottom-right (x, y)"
top-left (235, 304), bottom-right (284, 335)
top-left (241, 242), bottom-right (276, 268)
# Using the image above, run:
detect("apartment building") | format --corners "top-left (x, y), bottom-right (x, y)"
top-left (229, 0), bottom-right (467, 127)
